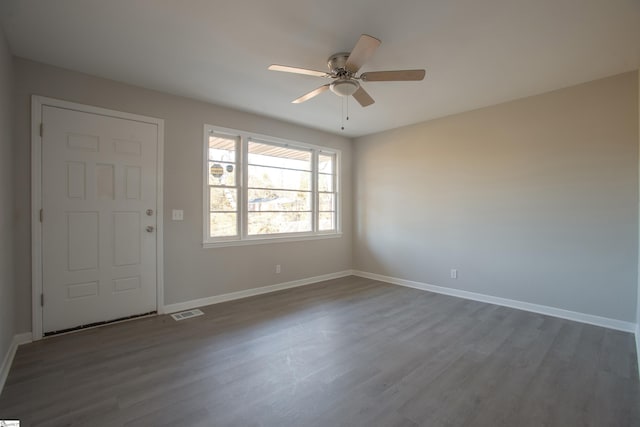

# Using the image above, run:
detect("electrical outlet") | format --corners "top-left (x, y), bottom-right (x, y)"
top-left (450, 269), bottom-right (457, 279)
top-left (275, 264), bottom-right (281, 274)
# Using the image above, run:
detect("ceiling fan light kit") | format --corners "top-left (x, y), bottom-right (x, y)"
top-left (268, 34), bottom-right (426, 108)
top-left (330, 79), bottom-right (359, 96)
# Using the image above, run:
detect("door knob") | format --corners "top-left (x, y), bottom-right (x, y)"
top-left (146, 209), bottom-right (154, 216)
top-left (146, 226), bottom-right (154, 233)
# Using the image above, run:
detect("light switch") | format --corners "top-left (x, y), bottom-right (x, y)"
top-left (172, 209), bottom-right (184, 221)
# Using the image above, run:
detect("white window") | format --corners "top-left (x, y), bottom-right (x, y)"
top-left (204, 125), bottom-right (340, 247)
top-left (207, 131), bottom-right (239, 239)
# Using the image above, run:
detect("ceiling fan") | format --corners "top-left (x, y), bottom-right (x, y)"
top-left (268, 34), bottom-right (425, 107)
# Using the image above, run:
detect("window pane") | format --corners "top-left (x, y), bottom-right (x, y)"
top-left (248, 165), bottom-right (311, 191)
top-left (209, 134), bottom-right (237, 162)
top-left (318, 154), bottom-right (334, 174)
top-left (248, 189), bottom-right (311, 211)
top-left (248, 212), bottom-right (312, 235)
top-left (318, 173), bottom-right (333, 192)
top-left (210, 213), bottom-right (237, 237)
top-left (248, 141), bottom-right (311, 170)
top-left (319, 193), bottom-right (334, 211)
top-left (210, 187), bottom-right (237, 211)
top-left (209, 161), bottom-right (236, 186)
top-left (319, 212), bottom-right (335, 231)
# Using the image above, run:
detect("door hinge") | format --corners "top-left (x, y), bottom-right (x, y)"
top-left (39, 123), bottom-right (43, 137)
top-left (39, 208), bottom-right (43, 222)
top-left (40, 293), bottom-right (44, 307)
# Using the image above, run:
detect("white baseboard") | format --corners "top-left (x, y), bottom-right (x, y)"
top-left (163, 270), bottom-right (354, 314)
top-left (353, 270), bottom-right (636, 333)
top-left (0, 332), bottom-right (32, 395)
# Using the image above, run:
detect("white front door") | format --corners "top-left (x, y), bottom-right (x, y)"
top-left (41, 105), bottom-right (159, 334)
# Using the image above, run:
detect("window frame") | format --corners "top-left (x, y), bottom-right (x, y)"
top-left (203, 124), bottom-right (341, 248)
top-left (205, 130), bottom-right (240, 242)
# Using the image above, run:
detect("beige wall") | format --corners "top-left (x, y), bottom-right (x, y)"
top-left (0, 29), bottom-right (15, 359)
top-left (13, 58), bottom-right (353, 333)
top-left (354, 71), bottom-right (639, 322)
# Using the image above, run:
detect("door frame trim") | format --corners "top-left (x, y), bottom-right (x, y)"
top-left (31, 95), bottom-right (165, 340)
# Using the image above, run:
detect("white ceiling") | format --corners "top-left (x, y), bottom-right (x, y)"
top-left (1, 0), bottom-right (639, 137)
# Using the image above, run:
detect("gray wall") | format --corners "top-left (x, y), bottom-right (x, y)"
top-left (13, 58), bottom-right (353, 334)
top-left (637, 69), bottom-right (640, 336)
top-left (354, 71), bottom-right (639, 322)
top-left (0, 28), bottom-right (15, 360)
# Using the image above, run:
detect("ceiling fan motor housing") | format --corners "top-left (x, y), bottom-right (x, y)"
top-left (327, 52), bottom-right (351, 75)
top-left (328, 52), bottom-right (359, 96)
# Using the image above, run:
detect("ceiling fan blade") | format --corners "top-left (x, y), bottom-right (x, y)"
top-left (292, 84), bottom-right (331, 103)
top-left (268, 64), bottom-right (328, 78)
top-left (360, 69), bottom-right (426, 81)
top-left (352, 86), bottom-right (375, 107)
top-left (345, 34), bottom-right (381, 74)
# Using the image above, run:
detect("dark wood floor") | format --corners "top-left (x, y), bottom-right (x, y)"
top-left (1, 276), bottom-right (639, 426)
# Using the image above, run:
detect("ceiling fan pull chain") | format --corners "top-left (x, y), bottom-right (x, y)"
top-left (346, 96), bottom-right (350, 121)
top-left (341, 96), bottom-right (345, 131)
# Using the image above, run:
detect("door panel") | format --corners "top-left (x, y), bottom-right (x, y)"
top-left (67, 211), bottom-right (99, 271)
top-left (42, 105), bottom-right (158, 333)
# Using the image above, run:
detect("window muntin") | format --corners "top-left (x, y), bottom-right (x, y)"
top-left (204, 126), bottom-right (340, 245)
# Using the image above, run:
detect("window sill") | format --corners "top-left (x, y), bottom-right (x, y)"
top-left (202, 232), bottom-right (342, 248)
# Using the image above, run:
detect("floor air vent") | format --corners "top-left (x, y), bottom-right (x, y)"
top-left (171, 309), bottom-right (204, 321)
